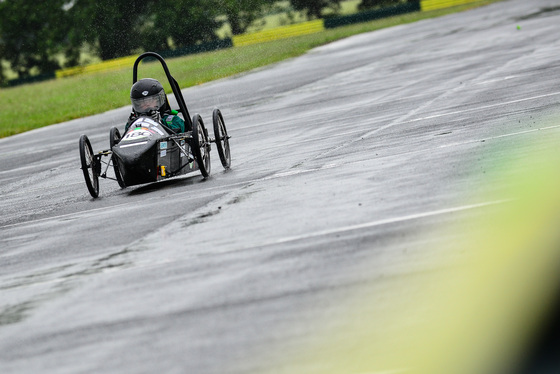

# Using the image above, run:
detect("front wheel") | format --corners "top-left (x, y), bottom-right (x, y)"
top-left (212, 108), bottom-right (231, 169)
top-left (79, 134), bottom-right (99, 198)
top-left (192, 114), bottom-right (211, 178)
top-left (109, 127), bottom-right (125, 188)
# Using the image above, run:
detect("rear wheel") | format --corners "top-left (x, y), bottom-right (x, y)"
top-left (192, 114), bottom-right (211, 178)
top-left (212, 108), bottom-right (231, 169)
top-left (79, 134), bottom-right (99, 198)
top-left (109, 127), bottom-right (126, 188)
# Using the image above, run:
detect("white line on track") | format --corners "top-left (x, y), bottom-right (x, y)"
top-left (436, 124), bottom-right (560, 149)
top-left (365, 91), bottom-right (560, 139)
top-left (405, 91), bottom-right (560, 125)
top-left (261, 199), bottom-right (510, 247)
top-left (314, 90), bottom-right (560, 160)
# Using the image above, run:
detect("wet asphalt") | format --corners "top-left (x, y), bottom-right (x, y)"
top-left (1, 0), bottom-right (560, 373)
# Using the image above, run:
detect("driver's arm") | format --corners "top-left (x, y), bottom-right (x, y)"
top-left (163, 111), bottom-right (185, 133)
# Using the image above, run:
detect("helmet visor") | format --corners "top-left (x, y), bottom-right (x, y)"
top-left (131, 88), bottom-right (166, 114)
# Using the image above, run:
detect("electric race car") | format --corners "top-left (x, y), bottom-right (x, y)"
top-left (78, 52), bottom-right (231, 198)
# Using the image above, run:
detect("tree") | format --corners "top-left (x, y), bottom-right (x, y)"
top-left (289, 0), bottom-right (341, 20)
top-left (0, 0), bottom-right (74, 78)
top-left (141, 0), bottom-right (222, 51)
top-left (67, 0), bottom-right (225, 59)
top-left (216, 0), bottom-right (273, 35)
top-left (67, 0), bottom-right (153, 61)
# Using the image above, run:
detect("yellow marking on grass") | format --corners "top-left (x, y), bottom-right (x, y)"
top-left (55, 55), bottom-right (138, 78)
top-left (232, 20), bottom-right (325, 47)
top-left (421, 0), bottom-right (481, 11)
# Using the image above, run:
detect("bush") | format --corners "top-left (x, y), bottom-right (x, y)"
top-left (359, 0), bottom-right (411, 12)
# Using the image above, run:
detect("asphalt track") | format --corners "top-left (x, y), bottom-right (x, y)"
top-left (1, 1), bottom-right (560, 373)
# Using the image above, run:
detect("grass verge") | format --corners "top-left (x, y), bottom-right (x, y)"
top-left (0, 0), bottom-right (502, 138)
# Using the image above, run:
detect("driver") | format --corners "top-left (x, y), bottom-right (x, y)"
top-left (124, 78), bottom-right (185, 133)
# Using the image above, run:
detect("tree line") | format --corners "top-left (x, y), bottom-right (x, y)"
top-left (0, 0), bottom-right (411, 83)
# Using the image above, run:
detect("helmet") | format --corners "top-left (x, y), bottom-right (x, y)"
top-left (130, 78), bottom-right (168, 114)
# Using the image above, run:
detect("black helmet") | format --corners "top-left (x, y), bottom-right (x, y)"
top-left (130, 78), bottom-right (168, 114)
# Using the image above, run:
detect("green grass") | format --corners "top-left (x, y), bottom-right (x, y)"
top-left (0, 0), bottom-right (503, 138)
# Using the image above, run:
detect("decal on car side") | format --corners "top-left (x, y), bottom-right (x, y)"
top-left (119, 141), bottom-right (148, 148)
top-left (130, 117), bottom-right (165, 135)
top-left (152, 127), bottom-right (165, 135)
top-left (121, 129), bottom-right (151, 142)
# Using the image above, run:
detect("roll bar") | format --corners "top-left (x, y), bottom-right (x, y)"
top-left (133, 52), bottom-right (192, 129)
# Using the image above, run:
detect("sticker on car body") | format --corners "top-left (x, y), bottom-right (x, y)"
top-left (119, 141), bottom-right (148, 148)
top-left (121, 129), bottom-right (151, 141)
top-left (130, 117), bottom-right (166, 135)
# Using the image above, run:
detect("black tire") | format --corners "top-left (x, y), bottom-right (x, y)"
top-left (79, 134), bottom-right (99, 198)
top-left (191, 114), bottom-right (211, 178)
top-left (109, 127), bottom-right (126, 188)
top-left (212, 108), bottom-right (231, 169)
